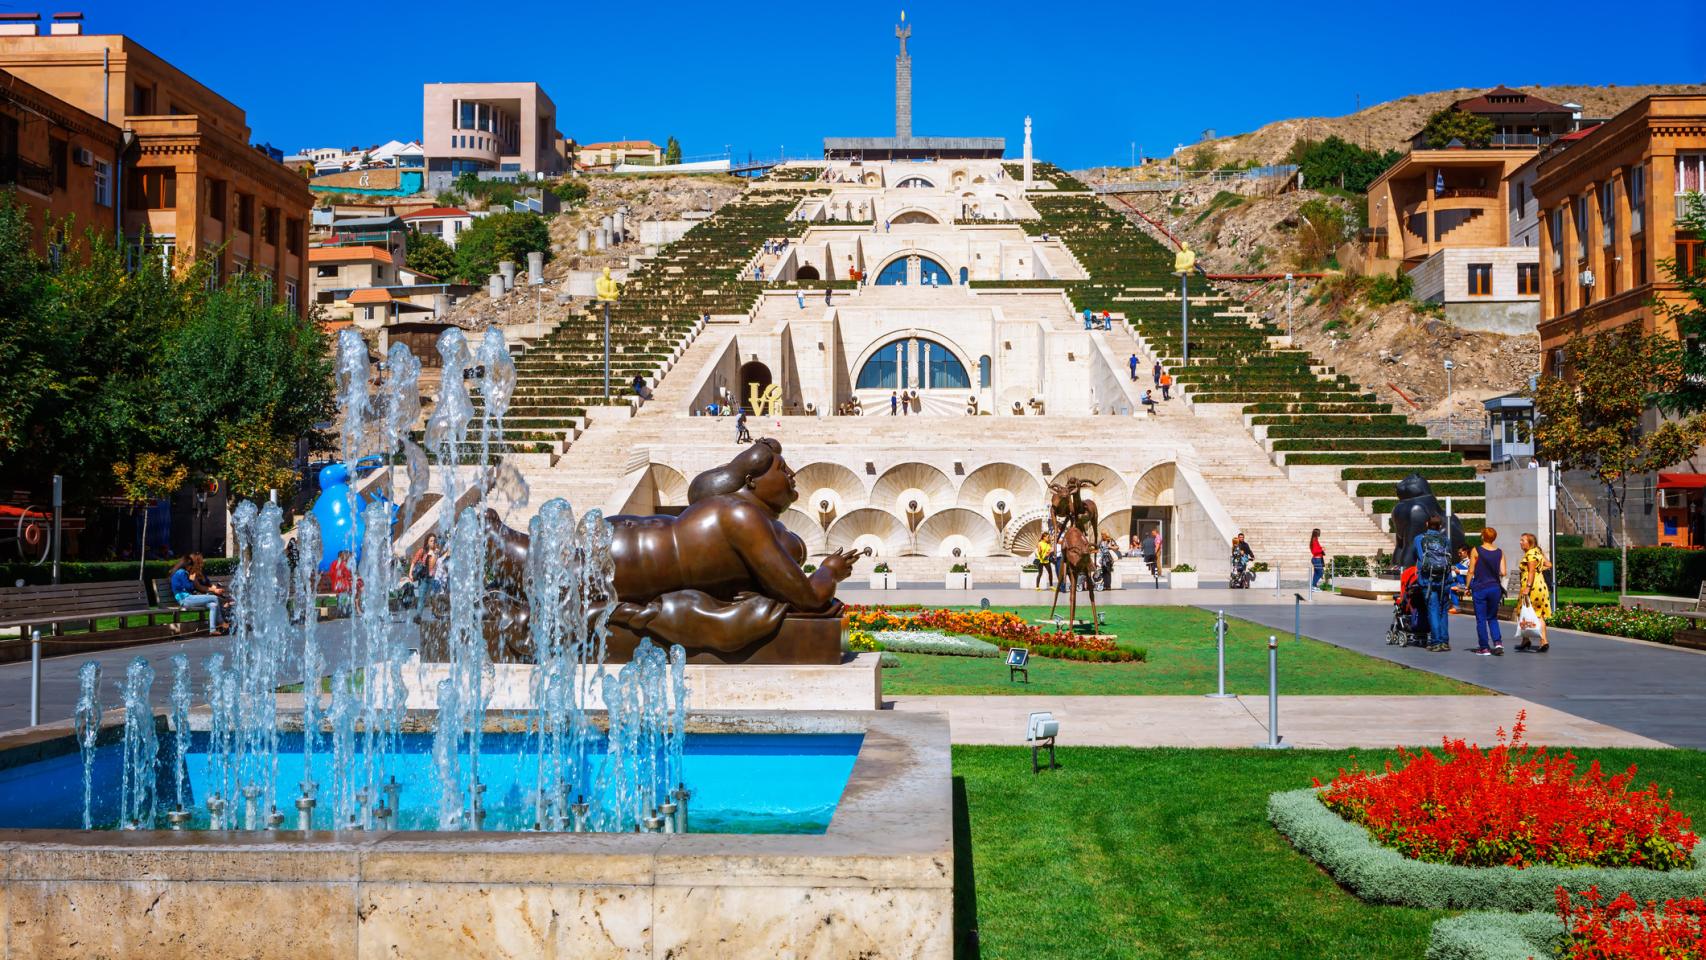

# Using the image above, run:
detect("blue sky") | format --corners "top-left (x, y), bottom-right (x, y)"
top-left (52, 0), bottom-right (1706, 169)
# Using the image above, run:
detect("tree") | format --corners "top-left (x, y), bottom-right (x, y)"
top-left (1533, 328), bottom-right (1706, 591)
top-left (664, 136), bottom-right (682, 165)
top-left (1187, 145), bottom-right (1219, 172)
top-left (1651, 192), bottom-right (1706, 417)
top-left (405, 229), bottom-right (457, 280)
top-left (113, 452), bottom-right (187, 578)
top-left (1421, 107), bottom-right (1496, 149)
top-left (454, 211), bottom-right (551, 283)
top-left (551, 177), bottom-right (589, 207)
top-left (1293, 198), bottom-right (1351, 270)
top-left (1285, 136), bottom-right (1402, 193)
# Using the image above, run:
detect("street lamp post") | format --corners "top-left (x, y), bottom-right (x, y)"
top-left (1444, 358), bottom-right (1456, 454)
top-left (1285, 273), bottom-right (1294, 339)
top-left (1180, 273), bottom-right (1189, 366)
top-left (602, 300), bottom-right (612, 401)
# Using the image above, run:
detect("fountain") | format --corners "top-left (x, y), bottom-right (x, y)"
top-left (0, 327), bottom-right (951, 958)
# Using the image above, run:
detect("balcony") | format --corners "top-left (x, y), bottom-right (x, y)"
top-left (1679, 191), bottom-right (1705, 223)
top-left (0, 153), bottom-right (53, 195)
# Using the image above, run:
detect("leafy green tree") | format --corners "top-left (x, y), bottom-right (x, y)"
top-left (405, 229), bottom-right (457, 280)
top-left (1293, 198), bottom-right (1351, 270)
top-left (454, 211), bottom-right (551, 282)
top-left (1285, 136), bottom-right (1402, 193)
top-left (1534, 328), bottom-right (1706, 590)
top-left (1421, 107), bottom-right (1496, 149)
top-left (1652, 192), bottom-right (1706, 417)
top-left (1187, 145), bottom-right (1219, 172)
top-left (664, 136), bottom-right (682, 165)
top-left (113, 452), bottom-right (187, 577)
top-left (551, 178), bottom-right (589, 206)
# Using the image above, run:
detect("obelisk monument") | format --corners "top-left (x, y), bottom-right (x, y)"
top-left (1023, 116), bottom-right (1033, 186)
top-left (895, 12), bottom-right (912, 139)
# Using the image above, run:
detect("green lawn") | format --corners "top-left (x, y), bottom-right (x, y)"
top-left (881, 606), bottom-right (1481, 697)
top-left (953, 745), bottom-right (1706, 960)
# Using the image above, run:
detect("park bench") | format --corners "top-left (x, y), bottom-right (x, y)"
top-left (0, 580), bottom-right (198, 664)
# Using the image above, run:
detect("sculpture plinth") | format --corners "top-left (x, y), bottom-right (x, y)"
top-left (605, 614), bottom-right (845, 665)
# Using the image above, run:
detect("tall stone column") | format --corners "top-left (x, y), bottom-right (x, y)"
top-left (1023, 116), bottom-right (1033, 187)
top-left (895, 14), bottom-right (912, 139)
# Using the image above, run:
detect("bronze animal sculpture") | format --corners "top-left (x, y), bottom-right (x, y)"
top-left (1390, 474), bottom-right (1466, 569)
top-left (1045, 477), bottom-right (1102, 634)
top-left (421, 439), bottom-right (863, 664)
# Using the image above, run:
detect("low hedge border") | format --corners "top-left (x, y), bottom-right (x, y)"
top-left (1424, 912), bottom-right (1560, 960)
top-left (1266, 786), bottom-right (1706, 912)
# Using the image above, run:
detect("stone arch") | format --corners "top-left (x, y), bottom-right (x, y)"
top-left (895, 175), bottom-right (935, 189)
top-left (1051, 462), bottom-right (1130, 513)
top-left (780, 507), bottom-right (827, 557)
top-left (739, 361), bottom-right (772, 413)
top-left (850, 329), bottom-right (977, 389)
top-left (619, 462), bottom-right (689, 514)
top-left (795, 264), bottom-right (820, 280)
top-left (871, 462), bottom-right (954, 525)
top-left (889, 208), bottom-right (941, 225)
top-left (794, 461), bottom-right (865, 525)
top-left (915, 508), bottom-right (1001, 558)
top-left (957, 462), bottom-right (1045, 528)
top-left (1132, 462), bottom-right (1178, 506)
top-left (1002, 507), bottom-right (1052, 555)
top-left (1098, 507), bottom-right (1134, 543)
top-left (825, 507), bottom-right (911, 558)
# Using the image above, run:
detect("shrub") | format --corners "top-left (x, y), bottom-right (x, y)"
top-left (878, 652), bottom-right (900, 669)
top-left (1551, 604), bottom-right (1688, 645)
top-left (846, 630), bottom-right (879, 652)
top-left (1425, 911), bottom-right (1561, 960)
top-left (1556, 546), bottom-right (1706, 596)
top-left (1172, 563), bottom-right (1195, 572)
top-left (1031, 643), bottom-right (1145, 663)
top-left (551, 178), bottom-right (589, 206)
top-left (1555, 887), bottom-right (1706, 958)
top-left (454, 211), bottom-right (551, 283)
top-left (872, 562), bottom-right (891, 573)
top-left (1364, 271), bottom-right (1413, 306)
top-left (949, 562), bottom-right (969, 573)
top-left (1295, 198), bottom-right (1351, 270)
top-left (1422, 107), bottom-right (1496, 149)
top-left (1318, 714), bottom-right (1697, 870)
top-left (0, 558), bottom-right (236, 587)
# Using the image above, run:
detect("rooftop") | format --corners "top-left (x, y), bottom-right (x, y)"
top-left (1451, 86), bottom-right (1573, 116)
top-left (309, 245), bottom-right (394, 265)
top-left (400, 206), bottom-right (472, 220)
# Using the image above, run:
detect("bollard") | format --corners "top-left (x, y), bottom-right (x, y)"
top-left (1254, 635), bottom-right (1291, 749)
top-left (1273, 561), bottom-right (1282, 598)
top-left (1294, 593), bottom-right (1303, 643)
top-left (1204, 610), bottom-right (1234, 699)
top-left (29, 629), bottom-right (41, 726)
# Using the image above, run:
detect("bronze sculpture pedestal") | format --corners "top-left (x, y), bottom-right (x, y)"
top-left (605, 615), bottom-right (846, 665)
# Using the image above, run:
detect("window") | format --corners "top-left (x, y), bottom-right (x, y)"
top-left (1681, 239), bottom-right (1705, 279)
top-left (315, 264), bottom-right (339, 279)
top-left (459, 101), bottom-right (475, 130)
top-left (286, 218), bottom-right (303, 255)
top-left (1601, 180), bottom-right (1615, 247)
top-left (1517, 262), bottom-right (1539, 296)
top-left (1679, 154), bottom-right (1706, 194)
top-left (126, 168), bottom-right (176, 209)
top-left (1548, 207), bottom-right (1564, 269)
top-left (1467, 263), bottom-right (1492, 296)
top-left (1629, 165), bottom-right (1645, 234)
top-left (125, 237), bottom-right (175, 276)
top-left (237, 193), bottom-right (254, 234)
top-left (285, 279), bottom-right (299, 313)
top-left (0, 113), bottom-right (15, 163)
top-left (208, 179), bottom-right (227, 222)
top-left (93, 159), bottom-right (110, 206)
top-left (855, 338), bottom-right (969, 390)
top-left (261, 205), bottom-right (278, 245)
top-left (131, 83), bottom-right (153, 115)
top-left (48, 138), bottom-right (67, 190)
top-left (1572, 195), bottom-right (1589, 255)
top-left (978, 355), bottom-right (991, 389)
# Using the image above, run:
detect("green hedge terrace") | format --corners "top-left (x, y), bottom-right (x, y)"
top-left (1355, 481), bottom-right (1485, 499)
top-left (1272, 438), bottom-right (1445, 451)
top-left (1250, 414), bottom-right (1413, 427)
top-left (1340, 467), bottom-right (1477, 481)
top-left (1284, 453), bottom-right (1466, 467)
top-left (1242, 403), bottom-right (1392, 415)
top-left (1373, 498), bottom-right (1486, 517)
top-left (1265, 423), bottom-right (1432, 439)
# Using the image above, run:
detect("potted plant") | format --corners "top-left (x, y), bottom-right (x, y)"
top-left (1250, 561), bottom-right (1277, 589)
top-left (946, 562), bottom-right (972, 590)
top-left (1017, 561), bottom-right (1041, 588)
top-left (1168, 563), bottom-right (1199, 589)
top-left (868, 561), bottom-right (894, 590)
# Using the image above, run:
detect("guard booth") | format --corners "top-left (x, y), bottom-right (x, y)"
top-left (1484, 394), bottom-right (1534, 466)
top-left (1656, 473), bottom-right (1706, 549)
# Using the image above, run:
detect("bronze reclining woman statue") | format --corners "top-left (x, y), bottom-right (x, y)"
top-left (426, 438), bottom-right (863, 664)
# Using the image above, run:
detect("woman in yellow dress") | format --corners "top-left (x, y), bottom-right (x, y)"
top-left (1034, 532), bottom-right (1055, 590)
top-left (1518, 533), bottom-right (1552, 652)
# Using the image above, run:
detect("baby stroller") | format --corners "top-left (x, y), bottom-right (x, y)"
top-left (1228, 550), bottom-right (1254, 589)
top-left (1386, 566), bottom-right (1427, 647)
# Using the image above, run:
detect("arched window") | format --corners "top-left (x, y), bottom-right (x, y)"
top-left (978, 355), bottom-right (991, 388)
top-left (856, 338), bottom-right (969, 390)
top-left (875, 256), bottom-right (952, 286)
top-left (895, 176), bottom-right (933, 188)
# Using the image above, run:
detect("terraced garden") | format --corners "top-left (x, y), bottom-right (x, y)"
top-left (1012, 190), bottom-right (1487, 537)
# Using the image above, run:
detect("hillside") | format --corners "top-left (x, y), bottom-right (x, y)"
top-left (1192, 84), bottom-right (1706, 166)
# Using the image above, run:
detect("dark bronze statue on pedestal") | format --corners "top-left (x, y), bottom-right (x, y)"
top-left (423, 438), bottom-right (863, 664)
top-left (1390, 473), bottom-right (1467, 568)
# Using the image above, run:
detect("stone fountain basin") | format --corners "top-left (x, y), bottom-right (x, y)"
top-left (0, 709), bottom-right (951, 959)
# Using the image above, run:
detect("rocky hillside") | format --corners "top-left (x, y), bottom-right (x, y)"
top-left (1192, 83), bottom-right (1706, 167)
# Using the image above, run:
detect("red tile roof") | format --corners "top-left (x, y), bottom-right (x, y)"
top-left (346, 288), bottom-right (393, 305)
top-left (1558, 124), bottom-right (1602, 143)
top-left (582, 140), bottom-right (660, 151)
top-left (308, 245), bottom-right (393, 265)
top-left (401, 206), bottom-right (472, 220)
top-left (1452, 86), bottom-right (1572, 115)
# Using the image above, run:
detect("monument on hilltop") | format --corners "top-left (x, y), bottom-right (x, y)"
top-left (895, 11), bottom-right (912, 139)
top-left (1023, 115), bottom-right (1033, 186)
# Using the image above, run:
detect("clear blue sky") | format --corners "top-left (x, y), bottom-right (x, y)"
top-left (53, 0), bottom-right (1706, 169)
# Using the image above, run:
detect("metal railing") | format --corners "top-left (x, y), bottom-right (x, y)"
top-left (1418, 417), bottom-right (1485, 447)
top-left (0, 153), bottom-right (54, 195)
top-left (1558, 480), bottom-right (1612, 548)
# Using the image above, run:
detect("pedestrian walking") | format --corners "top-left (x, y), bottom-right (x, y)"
top-left (890, 391), bottom-right (899, 415)
top-left (1309, 528), bottom-right (1325, 591)
top-left (1413, 516), bottom-right (1453, 651)
top-left (1152, 361), bottom-right (1162, 387)
top-left (1033, 532), bottom-right (1055, 590)
top-left (734, 410), bottom-right (751, 444)
top-left (1159, 371), bottom-right (1173, 400)
top-left (796, 289), bottom-right (805, 310)
top-left (1466, 527), bottom-right (1507, 656)
top-left (1128, 353), bottom-right (1139, 381)
top-left (1517, 533), bottom-right (1552, 652)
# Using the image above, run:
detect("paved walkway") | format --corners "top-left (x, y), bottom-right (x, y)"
top-left (839, 584), bottom-right (1323, 607)
top-left (888, 694), bottom-right (1664, 748)
top-left (1211, 601), bottom-right (1706, 749)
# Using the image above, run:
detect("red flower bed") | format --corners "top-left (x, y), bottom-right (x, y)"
top-left (1315, 714), bottom-right (1697, 869)
top-left (1556, 886), bottom-right (1706, 958)
top-left (843, 605), bottom-right (1126, 655)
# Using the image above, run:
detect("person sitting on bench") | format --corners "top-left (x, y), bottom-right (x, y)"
top-left (170, 554), bottom-right (226, 635)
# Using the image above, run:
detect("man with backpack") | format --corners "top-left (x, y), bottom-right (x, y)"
top-left (1412, 516), bottom-right (1453, 652)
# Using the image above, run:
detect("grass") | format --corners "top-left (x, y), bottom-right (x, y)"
top-left (880, 606), bottom-right (1481, 697)
top-left (953, 745), bottom-right (1706, 960)
top-left (1503, 586), bottom-right (1621, 608)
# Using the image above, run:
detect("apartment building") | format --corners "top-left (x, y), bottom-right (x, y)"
top-left (578, 140), bottom-right (662, 170)
top-left (421, 82), bottom-right (566, 191)
top-left (0, 20), bottom-right (313, 315)
top-left (1533, 95), bottom-right (1706, 375)
top-left (0, 53), bottom-right (123, 251)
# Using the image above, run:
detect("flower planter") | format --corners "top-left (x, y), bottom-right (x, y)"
top-left (868, 572), bottom-right (895, 590)
top-left (945, 572), bottom-right (973, 590)
top-left (1250, 570), bottom-right (1277, 589)
top-left (1168, 571), bottom-right (1199, 589)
